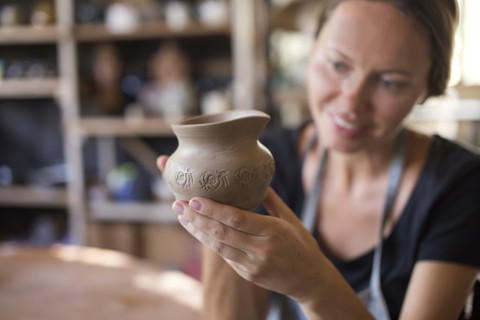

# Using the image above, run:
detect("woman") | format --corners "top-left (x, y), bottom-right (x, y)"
top-left (158, 0), bottom-right (480, 319)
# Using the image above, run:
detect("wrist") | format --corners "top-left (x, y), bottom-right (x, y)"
top-left (293, 261), bottom-right (374, 320)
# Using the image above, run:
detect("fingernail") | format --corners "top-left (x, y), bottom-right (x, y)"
top-left (190, 199), bottom-right (202, 212)
top-left (172, 202), bottom-right (184, 215)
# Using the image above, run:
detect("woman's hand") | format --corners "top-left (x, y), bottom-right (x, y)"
top-left (157, 155), bottom-right (373, 319)
top-left (159, 155), bottom-right (272, 319)
top-left (171, 187), bottom-right (327, 302)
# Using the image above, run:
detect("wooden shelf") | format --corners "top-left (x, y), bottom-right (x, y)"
top-left (0, 78), bottom-right (59, 99)
top-left (75, 21), bottom-right (230, 42)
top-left (0, 25), bottom-right (59, 45)
top-left (408, 99), bottom-right (480, 122)
top-left (0, 21), bottom-right (230, 44)
top-left (0, 0), bottom-right (264, 244)
top-left (70, 117), bottom-right (174, 137)
top-left (89, 201), bottom-right (177, 224)
top-left (0, 186), bottom-right (67, 208)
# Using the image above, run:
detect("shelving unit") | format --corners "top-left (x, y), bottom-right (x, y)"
top-left (0, 186), bottom-right (67, 208)
top-left (0, 1), bottom-right (71, 234)
top-left (71, 117), bottom-right (173, 137)
top-left (0, 0), bottom-right (268, 246)
top-left (0, 25), bottom-right (59, 44)
top-left (89, 201), bottom-right (176, 224)
top-left (0, 78), bottom-right (59, 98)
top-left (75, 21), bottom-right (231, 42)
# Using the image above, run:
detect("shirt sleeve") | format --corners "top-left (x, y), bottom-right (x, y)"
top-left (417, 163), bottom-right (480, 268)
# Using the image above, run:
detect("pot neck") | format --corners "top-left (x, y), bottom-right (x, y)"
top-left (172, 114), bottom-right (269, 145)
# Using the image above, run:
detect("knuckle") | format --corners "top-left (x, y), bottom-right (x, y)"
top-left (229, 212), bottom-right (244, 228)
top-left (203, 202), bottom-right (214, 217)
top-left (255, 249), bottom-right (274, 270)
top-left (257, 250), bottom-right (271, 267)
top-left (211, 241), bottom-right (224, 255)
top-left (246, 249), bottom-right (272, 280)
top-left (249, 263), bottom-right (267, 282)
top-left (212, 225), bottom-right (227, 241)
top-left (242, 272), bottom-right (256, 283)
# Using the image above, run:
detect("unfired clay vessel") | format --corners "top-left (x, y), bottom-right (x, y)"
top-left (164, 110), bottom-right (275, 210)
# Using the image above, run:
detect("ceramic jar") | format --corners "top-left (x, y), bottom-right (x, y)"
top-left (164, 110), bottom-right (275, 210)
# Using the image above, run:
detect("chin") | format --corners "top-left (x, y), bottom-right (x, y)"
top-left (328, 141), bottom-right (366, 154)
top-left (320, 131), bottom-right (361, 152)
top-left (323, 128), bottom-right (387, 154)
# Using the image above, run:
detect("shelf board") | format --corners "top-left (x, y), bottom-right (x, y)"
top-left (71, 117), bottom-right (174, 137)
top-left (89, 201), bottom-right (177, 224)
top-left (0, 25), bottom-right (59, 45)
top-left (408, 99), bottom-right (480, 122)
top-left (0, 186), bottom-right (67, 208)
top-left (75, 21), bottom-right (230, 42)
top-left (0, 78), bottom-right (59, 99)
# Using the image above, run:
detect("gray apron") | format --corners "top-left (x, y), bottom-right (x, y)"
top-left (270, 130), bottom-right (407, 320)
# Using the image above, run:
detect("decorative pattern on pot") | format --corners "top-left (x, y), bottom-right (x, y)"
top-left (175, 167), bottom-right (194, 189)
top-left (262, 160), bottom-right (275, 180)
top-left (164, 110), bottom-right (276, 210)
top-left (234, 167), bottom-right (258, 186)
top-left (200, 169), bottom-right (229, 191)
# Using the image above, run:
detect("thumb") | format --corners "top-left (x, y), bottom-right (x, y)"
top-left (262, 188), bottom-right (302, 225)
top-left (156, 155), bottom-right (169, 175)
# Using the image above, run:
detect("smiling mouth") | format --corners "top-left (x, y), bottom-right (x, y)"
top-left (332, 115), bottom-right (363, 130)
top-left (329, 114), bottom-right (371, 138)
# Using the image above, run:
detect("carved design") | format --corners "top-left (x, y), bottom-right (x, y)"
top-left (262, 161), bottom-right (275, 180)
top-left (175, 167), bottom-right (194, 189)
top-left (200, 169), bottom-right (229, 192)
top-left (234, 167), bottom-right (258, 186)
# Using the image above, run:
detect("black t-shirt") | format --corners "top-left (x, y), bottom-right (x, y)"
top-left (258, 125), bottom-right (480, 319)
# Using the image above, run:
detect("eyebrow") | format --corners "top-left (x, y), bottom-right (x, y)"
top-left (326, 46), bottom-right (353, 63)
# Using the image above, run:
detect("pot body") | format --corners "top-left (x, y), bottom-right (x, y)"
top-left (164, 110), bottom-right (275, 210)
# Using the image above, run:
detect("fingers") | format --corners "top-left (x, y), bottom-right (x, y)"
top-left (185, 197), bottom-right (271, 236)
top-left (170, 189), bottom-right (302, 269)
top-left (156, 155), bottom-right (169, 174)
top-left (180, 216), bottom-right (249, 263)
top-left (262, 188), bottom-right (302, 225)
top-left (173, 200), bottom-right (258, 261)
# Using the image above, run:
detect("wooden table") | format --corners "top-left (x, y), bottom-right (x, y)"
top-left (0, 245), bottom-right (202, 320)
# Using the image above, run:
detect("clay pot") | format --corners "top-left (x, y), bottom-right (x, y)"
top-left (164, 110), bottom-right (275, 210)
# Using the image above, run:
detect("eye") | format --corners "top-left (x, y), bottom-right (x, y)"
top-left (381, 79), bottom-right (403, 90)
top-left (329, 59), bottom-right (348, 72)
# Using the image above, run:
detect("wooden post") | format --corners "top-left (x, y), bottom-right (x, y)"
top-left (55, 0), bottom-right (87, 244)
top-left (231, 0), bottom-right (268, 111)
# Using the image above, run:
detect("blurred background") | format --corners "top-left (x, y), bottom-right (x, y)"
top-left (0, 0), bottom-right (479, 279)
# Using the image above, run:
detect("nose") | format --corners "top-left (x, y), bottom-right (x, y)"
top-left (340, 74), bottom-right (370, 114)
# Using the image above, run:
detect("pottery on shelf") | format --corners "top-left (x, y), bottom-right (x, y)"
top-left (164, 110), bottom-right (275, 210)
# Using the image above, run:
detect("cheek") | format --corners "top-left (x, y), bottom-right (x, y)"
top-left (373, 75), bottom-right (429, 126)
top-left (307, 65), bottom-right (338, 110)
top-left (373, 96), bottom-right (416, 129)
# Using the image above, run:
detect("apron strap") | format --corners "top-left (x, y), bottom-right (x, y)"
top-left (301, 145), bottom-right (328, 233)
top-left (299, 129), bottom-right (407, 320)
top-left (370, 130), bottom-right (407, 297)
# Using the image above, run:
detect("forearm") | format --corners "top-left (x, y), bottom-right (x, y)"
top-left (297, 260), bottom-right (374, 320)
top-left (202, 245), bottom-right (270, 320)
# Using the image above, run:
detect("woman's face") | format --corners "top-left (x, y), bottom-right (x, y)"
top-left (308, 0), bottom-right (431, 153)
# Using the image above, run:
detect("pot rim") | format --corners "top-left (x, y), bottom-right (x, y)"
top-left (171, 110), bottom-right (270, 128)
